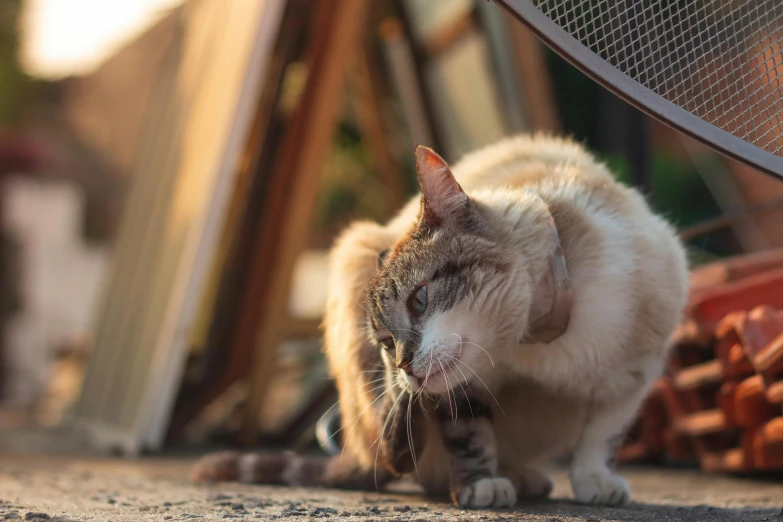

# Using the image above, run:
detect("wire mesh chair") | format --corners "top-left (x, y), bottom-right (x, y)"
top-left (494, 0), bottom-right (783, 182)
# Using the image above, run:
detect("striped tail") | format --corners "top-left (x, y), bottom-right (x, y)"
top-left (190, 450), bottom-right (389, 491)
top-left (191, 408), bottom-right (390, 490)
top-left (190, 451), bottom-right (329, 487)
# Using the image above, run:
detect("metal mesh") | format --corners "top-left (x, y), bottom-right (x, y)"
top-left (530, 0), bottom-right (783, 157)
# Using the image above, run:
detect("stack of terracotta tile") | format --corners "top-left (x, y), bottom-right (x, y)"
top-left (619, 248), bottom-right (783, 473)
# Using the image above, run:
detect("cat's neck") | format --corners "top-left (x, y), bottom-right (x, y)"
top-left (473, 187), bottom-right (574, 344)
top-left (472, 188), bottom-right (555, 273)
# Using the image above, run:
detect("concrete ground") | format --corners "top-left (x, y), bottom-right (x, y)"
top-left (1, 455), bottom-right (783, 522)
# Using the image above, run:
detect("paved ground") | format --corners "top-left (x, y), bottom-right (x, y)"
top-left (1, 454), bottom-right (783, 522)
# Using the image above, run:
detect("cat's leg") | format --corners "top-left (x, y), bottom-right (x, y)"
top-left (438, 395), bottom-right (516, 509)
top-left (569, 387), bottom-right (647, 506)
top-left (503, 466), bottom-right (554, 499)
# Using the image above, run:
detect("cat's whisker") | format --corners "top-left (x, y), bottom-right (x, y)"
top-left (329, 384), bottom-right (386, 416)
top-left (347, 371), bottom-right (386, 380)
top-left (341, 404), bottom-right (387, 462)
top-left (352, 298), bottom-right (371, 314)
top-left (438, 360), bottom-right (457, 425)
top-left (448, 355), bottom-right (506, 417)
top-left (447, 333), bottom-right (463, 356)
top-left (447, 333), bottom-right (493, 368)
top-left (449, 361), bottom-right (472, 395)
top-left (415, 391), bottom-right (429, 419)
top-left (319, 382), bottom-right (386, 424)
top-left (373, 392), bottom-right (404, 491)
top-left (419, 345), bottom-right (436, 390)
top-left (385, 328), bottom-right (421, 338)
top-left (447, 363), bottom-right (473, 420)
top-left (337, 387), bottom-right (391, 460)
top-left (346, 370), bottom-right (386, 378)
top-left (360, 322), bottom-right (422, 339)
top-left (376, 393), bottom-right (402, 449)
top-left (462, 340), bottom-right (495, 368)
top-left (446, 356), bottom-right (472, 390)
top-left (333, 384), bottom-right (386, 426)
top-left (406, 390), bottom-right (421, 479)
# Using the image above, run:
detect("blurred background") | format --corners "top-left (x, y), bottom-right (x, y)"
top-left (0, 0), bottom-right (782, 466)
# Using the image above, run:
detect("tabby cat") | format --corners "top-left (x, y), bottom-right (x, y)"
top-left (192, 134), bottom-right (688, 509)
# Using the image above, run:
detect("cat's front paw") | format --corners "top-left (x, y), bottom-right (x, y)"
top-left (570, 469), bottom-right (630, 506)
top-left (455, 477), bottom-right (517, 509)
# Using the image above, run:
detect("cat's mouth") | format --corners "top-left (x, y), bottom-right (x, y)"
top-left (412, 356), bottom-right (462, 394)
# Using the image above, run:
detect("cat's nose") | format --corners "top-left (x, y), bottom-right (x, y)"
top-left (397, 352), bottom-right (414, 375)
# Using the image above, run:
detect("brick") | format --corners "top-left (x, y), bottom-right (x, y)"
top-left (733, 375), bottom-right (779, 428)
top-left (728, 343), bottom-right (755, 378)
top-left (765, 380), bottom-right (783, 404)
top-left (752, 333), bottom-right (783, 377)
top-left (717, 382), bottom-right (738, 426)
top-left (700, 448), bottom-right (747, 473)
top-left (689, 268), bottom-right (783, 341)
top-left (753, 416), bottom-right (783, 469)
top-left (621, 250), bottom-right (783, 474)
top-left (688, 247), bottom-right (783, 296)
top-left (673, 359), bottom-right (722, 391)
top-left (675, 409), bottom-right (728, 437)
top-left (737, 307), bottom-right (783, 373)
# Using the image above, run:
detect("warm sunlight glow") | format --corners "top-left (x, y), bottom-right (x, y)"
top-left (21, 0), bottom-right (185, 78)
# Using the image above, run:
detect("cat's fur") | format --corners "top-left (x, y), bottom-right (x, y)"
top-left (191, 134), bottom-right (688, 509)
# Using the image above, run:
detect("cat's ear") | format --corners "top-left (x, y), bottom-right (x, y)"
top-left (415, 145), bottom-right (469, 229)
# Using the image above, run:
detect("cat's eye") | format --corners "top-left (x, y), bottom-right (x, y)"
top-left (408, 285), bottom-right (428, 316)
top-left (379, 337), bottom-right (394, 351)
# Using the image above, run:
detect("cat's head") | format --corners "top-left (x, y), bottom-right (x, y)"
top-left (365, 146), bottom-right (560, 396)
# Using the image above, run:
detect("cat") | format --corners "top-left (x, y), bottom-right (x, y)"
top-left (191, 134), bottom-right (688, 509)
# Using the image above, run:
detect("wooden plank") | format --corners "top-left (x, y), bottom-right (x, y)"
top-left (165, 0), bottom-right (309, 440)
top-left (504, 11), bottom-right (560, 133)
top-left (475, 0), bottom-right (528, 133)
top-left (239, 0), bottom-right (370, 444)
top-left (378, 19), bottom-right (436, 149)
top-left (71, 0), bottom-right (287, 454)
top-left (393, 0), bottom-right (446, 153)
top-left (351, 39), bottom-right (407, 214)
top-left (421, 8), bottom-right (476, 57)
top-left (142, 0), bottom-right (289, 450)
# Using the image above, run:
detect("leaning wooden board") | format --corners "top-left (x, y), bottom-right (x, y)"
top-left (72, 0), bottom-right (287, 455)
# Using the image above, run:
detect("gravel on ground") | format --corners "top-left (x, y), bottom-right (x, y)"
top-left (1, 454), bottom-right (782, 521)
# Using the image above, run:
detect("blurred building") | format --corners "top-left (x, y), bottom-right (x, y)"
top-left (0, 4), bottom-right (182, 418)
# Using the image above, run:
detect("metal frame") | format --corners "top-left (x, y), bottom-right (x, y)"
top-left (493, 0), bottom-right (783, 184)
